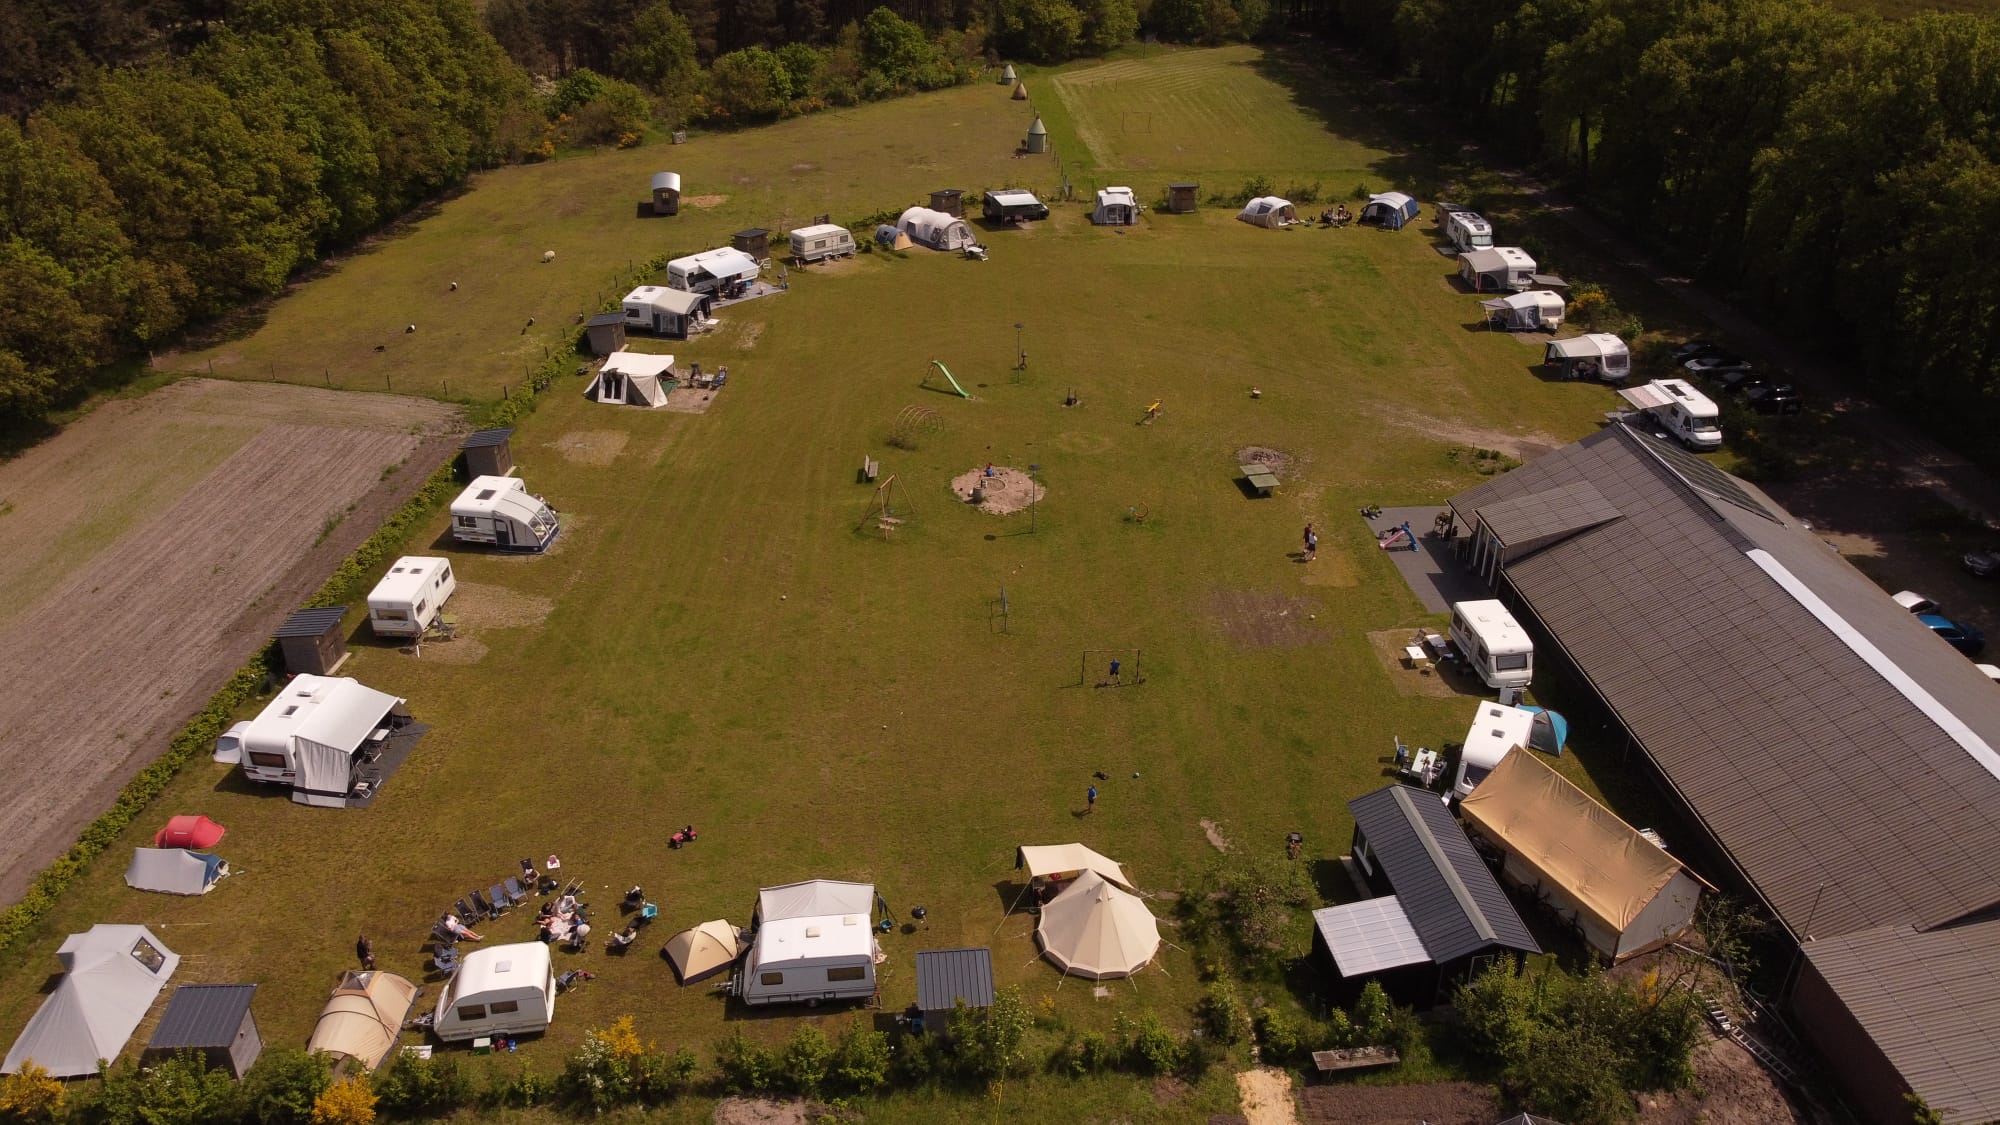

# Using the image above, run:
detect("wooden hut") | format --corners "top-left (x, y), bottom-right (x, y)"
top-left (585, 313), bottom-right (626, 357)
top-left (143, 985), bottom-right (262, 1079)
top-left (460, 428), bottom-right (514, 478)
top-left (274, 607), bottom-right (348, 676)
top-left (1168, 183), bottom-right (1200, 213)
top-left (928, 189), bottom-right (964, 217)
top-left (732, 228), bottom-right (771, 261)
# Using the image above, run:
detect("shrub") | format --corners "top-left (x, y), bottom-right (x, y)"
top-left (371, 1051), bottom-right (472, 1117)
top-left (1197, 979), bottom-right (1247, 1043)
top-left (1128, 1011), bottom-right (1183, 1075)
top-left (308, 1077), bottom-right (376, 1125)
top-left (831, 1026), bottom-right (891, 1095)
top-left (1252, 1006), bottom-right (1305, 1063)
top-left (780, 1025), bottom-right (833, 1098)
top-left (561, 1016), bottom-right (648, 1108)
top-left (91, 1051), bottom-right (242, 1125)
top-left (242, 1049), bottom-right (332, 1125)
top-left (1060, 1031), bottom-right (1117, 1075)
top-left (713, 1030), bottom-right (777, 1093)
top-left (0, 1061), bottom-right (63, 1122)
top-left (482, 1063), bottom-right (554, 1108)
top-left (949, 987), bottom-right (1032, 1081)
top-left (635, 1047), bottom-right (699, 1101)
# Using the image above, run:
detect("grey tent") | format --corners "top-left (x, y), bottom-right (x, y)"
top-left (3, 925), bottom-right (179, 1076)
top-left (143, 984), bottom-right (261, 1078)
top-left (125, 848), bottom-right (227, 895)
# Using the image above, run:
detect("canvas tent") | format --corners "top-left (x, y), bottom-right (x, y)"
top-left (1091, 186), bottom-right (1138, 225)
top-left (1035, 870), bottom-right (1160, 979)
top-left (1544, 333), bottom-right (1631, 382)
top-left (756, 879), bottom-right (877, 925)
top-left (1459, 751), bottom-right (1708, 962)
top-left (1237, 196), bottom-right (1296, 228)
top-left (1459, 246), bottom-right (1538, 291)
top-left (1482, 290), bottom-right (1565, 331)
top-left (153, 815), bottom-right (225, 849)
top-left (125, 848), bottom-right (227, 895)
top-left (1015, 844), bottom-right (1133, 889)
top-left (663, 920), bottom-right (742, 984)
top-left (1359, 192), bottom-right (1420, 229)
top-left (897, 206), bottom-right (975, 251)
top-left (307, 971), bottom-right (418, 1071)
top-left (586, 351), bottom-right (674, 408)
top-left (4, 925), bottom-right (179, 1077)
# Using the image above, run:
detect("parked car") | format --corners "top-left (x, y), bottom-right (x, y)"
top-left (1919, 613), bottom-right (1986, 655)
top-left (1893, 591), bottom-right (1941, 615)
top-left (1744, 382), bottom-right (1804, 414)
top-left (1672, 339), bottom-right (1726, 364)
top-left (1966, 548), bottom-right (2000, 578)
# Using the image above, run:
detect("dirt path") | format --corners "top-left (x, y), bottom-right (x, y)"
top-left (1237, 1067), bottom-right (1301, 1125)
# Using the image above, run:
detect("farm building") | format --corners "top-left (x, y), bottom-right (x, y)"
top-left (1543, 333), bottom-right (1631, 382)
top-left (789, 223), bottom-right (855, 263)
top-left (913, 948), bottom-right (994, 1033)
top-left (586, 351), bottom-right (676, 408)
top-left (666, 248), bottom-right (761, 295)
top-left (584, 313), bottom-right (626, 356)
top-left (897, 206), bottom-right (976, 251)
top-left (124, 848), bottom-right (228, 895)
top-left (1317, 785), bottom-right (1538, 1007)
top-left (1458, 247), bottom-right (1538, 292)
top-left (308, 971), bottom-right (418, 1071)
top-left (1237, 196), bottom-right (1296, 228)
top-left (3, 925), bottom-right (180, 1077)
top-left (929, 188), bottom-right (965, 216)
top-left (1444, 423), bottom-right (2000, 1123)
top-left (1167, 183), bottom-right (1199, 213)
top-left (365, 556), bottom-right (455, 637)
top-left (236, 673), bottom-right (407, 806)
top-left (272, 605), bottom-right (347, 676)
top-left (1459, 751), bottom-right (1708, 962)
top-left (450, 475), bottom-right (559, 552)
top-left (1359, 192), bottom-right (1420, 229)
top-left (142, 984), bottom-right (261, 1078)
top-left (650, 171), bottom-right (681, 215)
top-left (622, 285), bottom-right (713, 339)
top-left (459, 428), bottom-right (514, 478)
top-left (1091, 187), bottom-right (1138, 225)
top-left (1481, 290), bottom-right (1564, 331)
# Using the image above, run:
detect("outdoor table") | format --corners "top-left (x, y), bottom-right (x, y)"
top-left (1403, 644), bottom-right (1430, 669)
top-left (1241, 465), bottom-right (1280, 495)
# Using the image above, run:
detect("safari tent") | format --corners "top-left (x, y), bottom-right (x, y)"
top-left (450, 475), bottom-right (560, 552)
top-left (586, 351), bottom-right (675, 408)
top-left (1544, 333), bottom-right (1631, 382)
top-left (307, 971), bottom-right (418, 1071)
top-left (1091, 186), bottom-right (1138, 225)
top-left (1237, 196), bottom-right (1296, 228)
top-left (1458, 246), bottom-right (1538, 291)
top-left (897, 206), bottom-right (976, 251)
top-left (124, 848), bottom-right (227, 895)
top-left (1359, 192), bottom-right (1420, 230)
top-left (1482, 290), bottom-right (1565, 331)
top-left (4, 925), bottom-right (179, 1077)
top-left (153, 815), bottom-right (225, 849)
top-left (621, 285), bottom-right (712, 338)
top-left (663, 920), bottom-right (743, 984)
top-left (1459, 751), bottom-right (1708, 962)
top-left (1035, 870), bottom-right (1160, 979)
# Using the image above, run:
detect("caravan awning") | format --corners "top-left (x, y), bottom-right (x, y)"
top-left (756, 879), bottom-right (875, 924)
top-left (1016, 844), bottom-right (1132, 889)
top-left (1618, 383), bottom-right (1675, 411)
top-left (1548, 333), bottom-right (1627, 360)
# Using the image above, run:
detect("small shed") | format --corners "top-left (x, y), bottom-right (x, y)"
top-left (460, 428), bottom-right (514, 478)
top-left (1024, 116), bottom-right (1047, 153)
top-left (914, 948), bottom-right (994, 1033)
top-left (273, 606), bottom-right (347, 677)
top-left (998, 64), bottom-right (1016, 84)
top-left (1167, 183), bottom-right (1199, 213)
top-left (929, 188), bottom-right (964, 217)
top-left (650, 172), bottom-right (681, 216)
top-left (143, 984), bottom-right (261, 1078)
top-left (732, 228), bottom-right (771, 261)
top-left (584, 313), bottom-right (627, 357)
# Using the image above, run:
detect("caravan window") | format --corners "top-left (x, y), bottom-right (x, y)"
top-left (827, 966), bottom-right (866, 982)
top-left (415, 600), bottom-right (428, 617)
top-left (438, 565), bottom-right (452, 584)
top-left (248, 751), bottom-right (288, 769)
top-left (490, 1000), bottom-right (520, 1015)
top-left (1494, 653), bottom-right (1529, 671)
top-left (376, 609), bottom-right (408, 621)
top-left (456, 516), bottom-right (478, 528)
top-left (455, 1004), bottom-right (488, 1021)
top-left (760, 972), bottom-right (784, 986)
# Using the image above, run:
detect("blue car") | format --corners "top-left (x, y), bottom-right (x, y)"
top-left (1919, 613), bottom-right (1987, 656)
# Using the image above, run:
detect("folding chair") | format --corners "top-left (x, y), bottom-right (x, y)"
top-left (453, 898), bottom-right (481, 925)
top-left (431, 920), bottom-right (459, 947)
top-left (519, 857), bottom-right (538, 884)
top-left (432, 945), bottom-right (460, 974)
top-left (502, 877), bottom-right (529, 906)
top-left (470, 889), bottom-right (496, 920)
top-left (638, 902), bottom-right (659, 926)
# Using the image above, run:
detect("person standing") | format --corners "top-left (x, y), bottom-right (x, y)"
top-left (1305, 524), bottom-right (1319, 562)
top-left (1109, 658), bottom-right (1121, 683)
top-left (356, 934), bottom-right (375, 971)
top-left (1086, 785), bottom-right (1098, 814)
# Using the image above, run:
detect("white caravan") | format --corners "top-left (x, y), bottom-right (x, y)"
top-left (665, 247), bottom-right (761, 294)
top-left (1446, 211), bottom-right (1495, 253)
top-left (450, 476), bottom-right (559, 552)
top-left (788, 224), bottom-right (855, 263)
top-left (366, 557), bottom-right (455, 638)
top-left (1458, 246), bottom-right (1538, 292)
top-left (238, 675), bottom-right (405, 806)
top-left (1619, 379), bottom-right (1722, 451)
top-left (1451, 701), bottom-right (1538, 801)
top-left (1449, 600), bottom-right (1534, 690)
top-left (431, 943), bottom-right (555, 1042)
top-left (622, 285), bottom-right (712, 337)
top-left (737, 912), bottom-right (880, 1007)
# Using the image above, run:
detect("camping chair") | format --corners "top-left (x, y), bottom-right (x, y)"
top-left (638, 902), bottom-right (659, 926)
top-left (453, 898), bottom-right (481, 926)
top-left (431, 945), bottom-right (460, 974)
top-left (519, 857), bottom-right (537, 883)
top-left (431, 920), bottom-right (459, 947)
top-left (470, 889), bottom-right (497, 920)
top-left (484, 885), bottom-right (512, 919)
top-left (502, 877), bottom-right (530, 906)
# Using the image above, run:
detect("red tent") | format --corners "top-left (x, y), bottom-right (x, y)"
top-left (154, 815), bottom-right (226, 849)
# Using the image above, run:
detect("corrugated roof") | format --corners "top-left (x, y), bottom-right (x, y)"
top-left (586, 312), bottom-right (624, 326)
top-left (273, 606), bottom-right (346, 639)
top-left (1348, 786), bottom-right (1538, 962)
top-left (460, 428), bottom-right (513, 449)
top-left (148, 984), bottom-right (254, 1050)
top-left (1312, 898), bottom-right (1433, 976)
top-left (914, 947), bottom-right (995, 1012)
top-left (1805, 920), bottom-right (2000, 1125)
top-left (1470, 480), bottom-right (1622, 557)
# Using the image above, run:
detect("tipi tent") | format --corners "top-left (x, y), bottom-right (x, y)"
top-left (1544, 333), bottom-right (1631, 382)
top-left (1035, 870), bottom-right (1160, 979)
top-left (153, 815), bottom-right (225, 849)
top-left (1024, 116), bottom-right (1047, 151)
top-left (586, 351), bottom-right (674, 408)
top-left (307, 971), bottom-right (418, 1071)
top-left (125, 848), bottom-right (227, 895)
top-left (1481, 290), bottom-right (1565, 331)
top-left (663, 920), bottom-right (743, 984)
top-left (1091, 186), bottom-right (1138, 226)
top-left (1237, 196), bottom-right (1296, 228)
top-left (1359, 192), bottom-right (1420, 230)
top-left (4, 925), bottom-right (179, 1076)
top-left (897, 206), bottom-right (976, 251)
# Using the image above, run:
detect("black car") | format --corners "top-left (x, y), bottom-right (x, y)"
top-left (1684, 352), bottom-right (1752, 378)
top-left (1672, 339), bottom-right (1725, 364)
top-left (1743, 382), bottom-right (1803, 414)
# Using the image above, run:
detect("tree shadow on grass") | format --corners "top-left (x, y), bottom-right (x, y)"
top-left (1240, 45), bottom-right (1461, 197)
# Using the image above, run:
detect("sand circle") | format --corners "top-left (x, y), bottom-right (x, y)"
top-left (950, 466), bottom-right (1046, 515)
top-left (1236, 446), bottom-right (1292, 476)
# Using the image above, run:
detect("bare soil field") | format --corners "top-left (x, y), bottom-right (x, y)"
top-left (0, 379), bottom-right (462, 903)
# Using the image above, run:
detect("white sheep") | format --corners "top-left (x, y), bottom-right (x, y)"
top-left (542, 250), bottom-right (556, 263)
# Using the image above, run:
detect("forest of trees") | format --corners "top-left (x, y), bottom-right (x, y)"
top-left (1327, 0), bottom-right (2000, 444)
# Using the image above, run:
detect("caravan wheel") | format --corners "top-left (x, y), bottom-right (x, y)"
top-left (806, 997), bottom-right (820, 1009)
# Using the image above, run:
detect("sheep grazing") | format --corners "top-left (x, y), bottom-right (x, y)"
top-left (542, 250), bottom-right (556, 263)
top-left (526, 316), bottom-right (536, 327)
top-left (405, 324), bottom-right (416, 333)
top-left (450, 281), bottom-right (459, 291)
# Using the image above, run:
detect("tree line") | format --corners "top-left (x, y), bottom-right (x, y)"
top-left (1327, 0), bottom-right (2000, 444)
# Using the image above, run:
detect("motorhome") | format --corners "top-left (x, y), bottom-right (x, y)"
top-left (365, 557), bottom-right (455, 638)
top-left (736, 912), bottom-right (881, 1007)
top-left (449, 476), bottom-right (559, 552)
top-left (237, 675), bottom-right (406, 806)
top-left (1619, 379), bottom-right (1722, 451)
top-left (665, 247), bottom-right (761, 294)
top-left (1446, 211), bottom-right (1495, 253)
top-left (1449, 600), bottom-right (1534, 690)
top-left (981, 189), bottom-right (1049, 222)
top-left (431, 944), bottom-right (555, 1042)
top-left (1450, 701), bottom-right (1537, 801)
top-left (788, 224), bottom-right (856, 263)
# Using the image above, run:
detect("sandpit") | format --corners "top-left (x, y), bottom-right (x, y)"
top-left (950, 466), bottom-right (1046, 515)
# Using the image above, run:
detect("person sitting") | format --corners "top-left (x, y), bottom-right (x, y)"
top-left (609, 924), bottom-right (638, 950)
top-left (442, 913), bottom-right (483, 941)
top-left (1334, 204), bottom-right (1352, 226)
top-left (557, 892), bottom-right (579, 915)
top-left (567, 921), bottom-right (591, 951)
top-left (622, 886), bottom-right (645, 909)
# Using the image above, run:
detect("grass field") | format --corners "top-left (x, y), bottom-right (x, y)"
top-left (4, 48), bottom-right (1687, 1122)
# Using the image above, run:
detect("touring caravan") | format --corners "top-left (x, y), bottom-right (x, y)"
top-left (431, 943), bottom-right (555, 1042)
top-left (789, 223), bottom-right (856, 263)
top-left (739, 879), bottom-right (882, 1007)
top-left (1450, 701), bottom-right (1537, 801)
top-left (1458, 247), bottom-right (1538, 292)
top-left (237, 675), bottom-right (406, 806)
top-left (450, 476), bottom-right (559, 552)
top-left (1449, 600), bottom-right (1534, 690)
top-left (1544, 333), bottom-right (1631, 382)
top-left (1619, 379), bottom-right (1722, 451)
top-left (981, 189), bottom-right (1049, 222)
top-left (622, 285), bottom-right (713, 338)
top-left (665, 247), bottom-right (761, 294)
top-left (1481, 290), bottom-right (1565, 331)
top-left (1446, 211), bottom-right (1495, 253)
top-left (366, 557), bottom-right (455, 638)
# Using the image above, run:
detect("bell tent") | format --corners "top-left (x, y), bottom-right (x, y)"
top-left (1359, 192), bottom-right (1420, 230)
top-left (4, 925), bottom-right (179, 1077)
top-left (124, 848), bottom-right (228, 895)
top-left (1237, 196), bottom-right (1296, 228)
top-left (1035, 870), bottom-right (1160, 979)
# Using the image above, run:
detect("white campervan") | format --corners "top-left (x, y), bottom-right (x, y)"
top-left (432, 943), bottom-right (555, 1042)
top-left (1450, 701), bottom-right (1537, 801)
top-left (1446, 211), bottom-right (1494, 253)
top-left (737, 913), bottom-right (881, 1007)
top-left (1449, 600), bottom-right (1534, 690)
top-left (1619, 379), bottom-right (1722, 451)
top-left (366, 557), bottom-right (455, 637)
top-left (789, 224), bottom-right (855, 263)
top-left (449, 476), bottom-right (559, 552)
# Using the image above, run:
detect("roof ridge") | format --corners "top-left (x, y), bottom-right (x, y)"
top-left (1389, 786), bottom-right (1496, 943)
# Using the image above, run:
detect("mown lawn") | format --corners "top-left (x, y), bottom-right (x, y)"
top-left (5, 46), bottom-right (1664, 1121)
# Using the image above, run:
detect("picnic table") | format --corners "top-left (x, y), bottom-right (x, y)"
top-left (1312, 1045), bottom-right (1399, 1072)
top-left (1241, 464), bottom-right (1280, 495)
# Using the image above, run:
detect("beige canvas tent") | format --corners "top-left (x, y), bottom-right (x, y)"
top-left (663, 920), bottom-right (742, 984)
top-left (1015, 844), bottom-right (1132, 889)
top-left (307, 971), bottom-right (418, 1070)
top-left (1036, 870), bottom-right (1159, 979)
top-left (586, 351), bottom-right (674, 408)
top-left (1458, 751), bottom-right (1708, 962)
